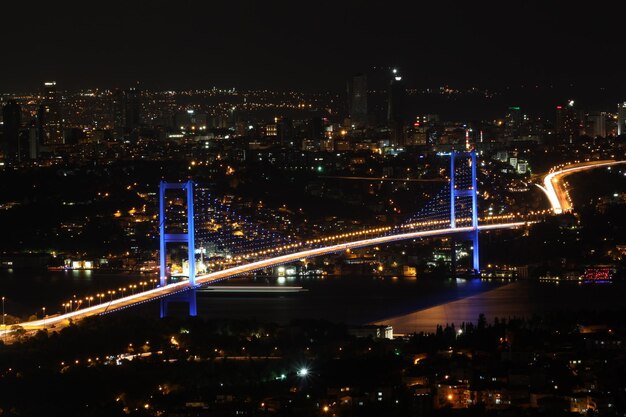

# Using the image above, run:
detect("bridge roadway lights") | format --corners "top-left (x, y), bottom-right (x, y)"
top-left (159, 180), bottom-right (197, 317)
top-left (155, 151), bottom-right (481, 318)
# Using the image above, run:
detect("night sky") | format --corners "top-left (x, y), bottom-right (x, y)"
top-left (1, 1), bottom-right (623, 93)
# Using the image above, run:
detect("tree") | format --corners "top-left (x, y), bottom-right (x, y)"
top-left (10, 324), bottom-right (26, 341)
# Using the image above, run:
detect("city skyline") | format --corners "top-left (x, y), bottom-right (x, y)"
top-left (2, 3), bottom-right (626, 416)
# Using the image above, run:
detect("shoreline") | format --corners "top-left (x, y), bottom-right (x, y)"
top-left (370, 281), bottom-right (529, 333)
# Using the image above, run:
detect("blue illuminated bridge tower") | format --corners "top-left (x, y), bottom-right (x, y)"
top-left (158, 150), bottom-right (480, 317)
top-left (159, 180), bottom-right (197, 317)
top-left (449, 150), bottom-right (480, 274)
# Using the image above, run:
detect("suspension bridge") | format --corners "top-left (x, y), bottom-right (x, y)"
top-left (7, 151), bottom-right (533, 331)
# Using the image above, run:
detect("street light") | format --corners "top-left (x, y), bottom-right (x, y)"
top-left (2, 296), bottom-right (5, 342)
top-left (42, 307), bottom-right (46, 331)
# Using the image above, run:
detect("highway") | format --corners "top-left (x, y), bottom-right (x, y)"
top-left (3, 222), bottom-right (526, 334)
top-left (540, 160), bottom-right (626, 214)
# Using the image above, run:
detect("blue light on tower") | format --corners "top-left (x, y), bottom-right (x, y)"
top-left (159, 180), bottom-right (197, 317)
top-left (448, 150), bottom-right (480, 274)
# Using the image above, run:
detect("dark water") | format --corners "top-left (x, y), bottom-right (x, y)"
top-left (2, 269), bottom-right (626, 330)
top-left (0, 269), bottom-right (143, 318)
top-left (195, 276), bottom-right (502, 325)
top-left (0, 269), bottom-right (501, 321)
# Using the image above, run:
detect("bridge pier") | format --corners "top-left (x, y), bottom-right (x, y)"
top-left (160, 289), bottom-right (197, 318)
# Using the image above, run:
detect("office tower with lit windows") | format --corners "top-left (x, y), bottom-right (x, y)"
top-left (41, 81), bottom-right (63, 145)
top-left (388, 69), bottom-right (406, 147)
top-left (112, 87), bottom-right (142, 139)
top-left (347, 73), bottom-right (368, 127)
top-left (505, 106), bottom-right (522, 138)
top-left (586, 111), bottom-right (607, 138)
top-left (618, 102), bottom-right (626, 136)
top-left (555, 100), bottom-right (581, 144)
top-left (2, 100), bottom-right (21, 162)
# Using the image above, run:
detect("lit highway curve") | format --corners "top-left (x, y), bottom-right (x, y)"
top-left (539, 160), bottom-right (626, 214)
top-left (5, 222), bottom-right (526, 333)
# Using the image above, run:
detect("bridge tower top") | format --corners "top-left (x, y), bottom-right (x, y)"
top-left (159, 180), bottom-right (196, 287)
top-left (449, 150), bottom-right (478, 230)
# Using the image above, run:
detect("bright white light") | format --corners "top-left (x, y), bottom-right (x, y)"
top-left (297, 367), bottom-right (309, 377)
top-left (541, 161), bottom-right (626, 214)
top-left (7, 222), bottom-right (528, 334)
top-left (395, 76), bottom-right (402, 81)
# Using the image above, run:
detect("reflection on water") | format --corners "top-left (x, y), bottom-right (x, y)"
top-left (2, 268), bottom-right (624, 329)
top-left (198, 275), bottom-right (504, 325)
top-left (374, 280), bottom-right (626, 333)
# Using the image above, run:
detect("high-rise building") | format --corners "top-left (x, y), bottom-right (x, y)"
top-left (347, 74), bottom-right (368, 127)
top-left (505, 106), bottom-right (522, 138)
top-left (555, 100), bottom-right (581, 144)
top-left (112, 87), bottom-right (142, 139)
top-left (124, 87), bottom-right (141, 131)
top-left (388, 69), bottom-right (406, 147)
top-left (585, 111), bottom-right (607, 138)
top-left (41, 81), bottom-right (63, 145)
top-left (28, 126), bottom-right (39, 160)
top-left (618, 102), bottom-right (626, 136)
top-left (2, 100), bottom-right (21, 162)
top-left (112, 89), bottom-right (125, 134)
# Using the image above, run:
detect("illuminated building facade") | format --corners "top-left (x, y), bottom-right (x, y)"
top-left (618, 102), bottom-right (626, 136)
top-left (42, 81), bottom-right (63, 145)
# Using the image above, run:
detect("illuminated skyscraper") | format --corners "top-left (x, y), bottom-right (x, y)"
top-left (555, 100), bottom-right (581, 144)
top-left (388, 69), bottom-right (406, 146)
top-left (2, 100), bottom-right (21, 162)
top-left (618, 102), bottom-right (626, 136)
top-left (505, 106), bottom-right (522, 138)
top-left (41, 81), bottom-right (63, 145)
top-left (586, 111), bottom-right (607, 138)
top-left (112, 87), bottom-right (142, 139)
top-left (347, 73), bottom-right (368, 127)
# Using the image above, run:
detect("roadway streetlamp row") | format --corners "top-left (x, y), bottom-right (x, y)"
top-left (49, 279), bottom-right (159, 322)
